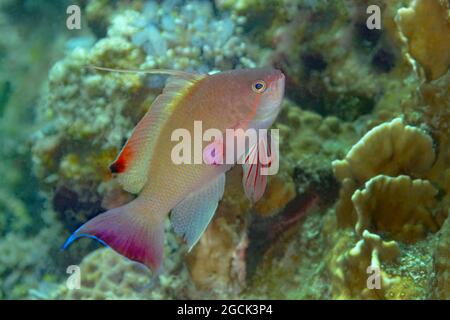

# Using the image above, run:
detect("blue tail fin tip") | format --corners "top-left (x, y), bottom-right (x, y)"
top-left (62, 225), bottom-right (109, 251)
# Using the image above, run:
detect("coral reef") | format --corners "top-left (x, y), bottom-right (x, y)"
top-left (0, 0), bottom-right (85, 299)
top-left (239, 113), bottom-right (446, 300)
top-left (0, 0), bottom-right (72, 235)
top-left (431, 216), bottom-right (450, 299)
top-left (327, 117), bottom-right (448, 299)
top-left (57, 226), bottom-right (197, 300)
top-left (352, 175), bottom-right (439, 243)
top-left (0, 0), bottom-right (445, 300)
top-left (246, 0), bottom-right (422, 123)
top-left (396, 0), bottom-right (450, 81)
top-left (0, 209), bottom-right (67, 299)
top-left (185, 167), bottom-right (250, 296)
top-left (332, 118), bottom-right (437, 229)
top-left (0, 189), bottom-right (31, 236)
top-left (327, 229), bottom-right (402, 299)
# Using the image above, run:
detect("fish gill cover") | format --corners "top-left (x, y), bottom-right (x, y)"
top-left (0, 0), bottom-right (448, 299)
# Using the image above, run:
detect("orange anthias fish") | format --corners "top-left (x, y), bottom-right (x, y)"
top-left (64, 67), bottom-right (285, 272)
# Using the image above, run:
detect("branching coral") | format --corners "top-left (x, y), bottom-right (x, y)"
top-left (110, 2), bottom-right (257, 71)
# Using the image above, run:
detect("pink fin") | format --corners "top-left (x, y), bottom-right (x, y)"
top-left (63, 203), bottom-right (164, 272)
top-left (242, 133), bottom-right (278, 203)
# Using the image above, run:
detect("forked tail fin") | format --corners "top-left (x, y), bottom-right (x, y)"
top-left (63, 202), bottom-right (165, 272)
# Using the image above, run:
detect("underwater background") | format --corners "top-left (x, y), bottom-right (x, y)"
top-left (0, 0), bottom-right (449, 299)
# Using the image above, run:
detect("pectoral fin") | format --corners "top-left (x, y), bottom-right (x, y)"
top-left (242, 132), bottom-right (279, 203)
top-left (170, 173), bottom-right (226, 251)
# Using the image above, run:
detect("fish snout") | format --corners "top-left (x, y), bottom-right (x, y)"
top-left (268, 69), bottom-right (285, 84)
top-left (271, 70), bottom-right (285, 100)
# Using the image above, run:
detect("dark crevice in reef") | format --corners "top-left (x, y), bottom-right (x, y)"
top-left (371, 48), bottom-right (396, 73)
top-left (353, 20), bottom-right (382, 50)
top-left (53, 185), bottom-right (104, 232)
top-left (245, 167), bottom-right (339, 282)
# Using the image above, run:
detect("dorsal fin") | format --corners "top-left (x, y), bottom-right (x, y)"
top-left (98, 66), bottom-right (206, 193)
top-left (87, 65), bottom-right (199, 79)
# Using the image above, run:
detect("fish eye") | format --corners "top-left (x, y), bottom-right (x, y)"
top-left (252, 80), bottom-right (266, 93)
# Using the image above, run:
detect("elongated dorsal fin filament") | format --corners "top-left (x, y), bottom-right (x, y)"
top-left (86, 65), bottom-right (200, 79)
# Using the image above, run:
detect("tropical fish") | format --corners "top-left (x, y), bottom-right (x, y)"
top-left (64, 66), bottom-right (285, 272)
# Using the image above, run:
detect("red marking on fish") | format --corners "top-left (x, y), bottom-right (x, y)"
top-left (109, 147), bottom-right (132, 173)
